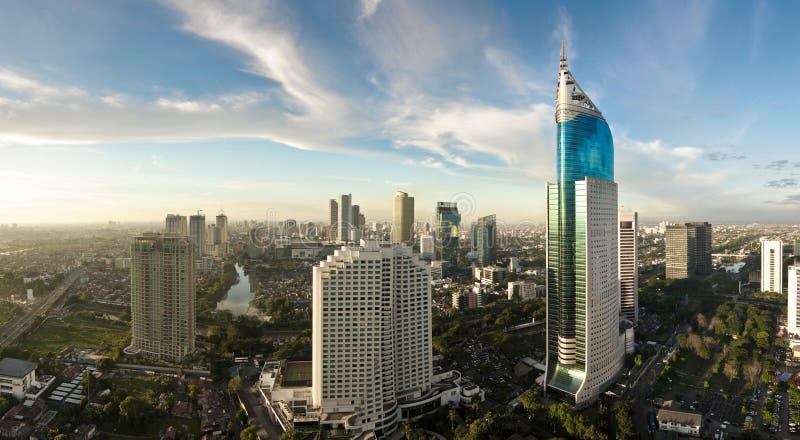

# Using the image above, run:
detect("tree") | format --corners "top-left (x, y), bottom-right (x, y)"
top-left (615, 401), bottom-right (636, 440)
top-left (228, 376), bottom-right (242, 396)
top-left (518, 388), bottom-right (543, 419)
top-left (96, 357), bottom-right (115, 372)
top-left (634, 354), bottom-right (643, 367)
top-left (724, 360), bottom-right (739, 382)
top-left (119, 396), bottom-right (151, 427)
top-left (53, 435), bottom-right (68, 440)
top-left (241, 426), bottom-right (259, 440)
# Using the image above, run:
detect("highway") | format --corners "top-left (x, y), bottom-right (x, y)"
top-left (0, 270), bottom-right (82, 347)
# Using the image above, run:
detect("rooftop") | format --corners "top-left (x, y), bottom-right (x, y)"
top-left (0, 358), bottom-right (37, 378)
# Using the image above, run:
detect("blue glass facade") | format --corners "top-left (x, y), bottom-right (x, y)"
top-left (557, 113), bottom-right (614, 184)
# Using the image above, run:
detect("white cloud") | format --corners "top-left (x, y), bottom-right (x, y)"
top-left (100, 94), bottom-right (125, 108)
top-left (0, 68), bottom-right (85, 98)
top-left (156, 98), bottom-right (221, 113)
top-left (359, 0), bottom-right (382, 20)
top-left (162, 0), bottom-right (347, 121)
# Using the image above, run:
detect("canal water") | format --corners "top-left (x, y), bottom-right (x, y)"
top-left (216, 264), bottom-right (254, 315)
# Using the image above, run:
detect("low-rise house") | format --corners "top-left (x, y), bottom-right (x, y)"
top-left (0, 359), bottom-right (37, 400)
top-left (657, 405), bottom-right (703, 437)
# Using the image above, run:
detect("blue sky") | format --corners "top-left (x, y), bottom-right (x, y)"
top-left (1, 0), bottom-right (799, 224)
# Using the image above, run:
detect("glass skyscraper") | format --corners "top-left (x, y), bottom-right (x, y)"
top-left (435, 202), bottom-right (461, 264)
top-left (545, 41), bottom-right (623, 407)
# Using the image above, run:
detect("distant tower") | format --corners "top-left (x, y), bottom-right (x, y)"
top-left (128, 233), bottom-right (195, 362)
top-left (165, 214), bottom-right (188, 235)
top-left (328, 199), bottom-right (338, 242)
top-left (338, 194), bottom-right (352, 243)
top-left (189, 212), bottom-right (206, 258)
top-left (619, 211), bottom-right (638, 323)
top-left (351, 205), bottom-right (362, 242)
top-left (420, 234), bottom-right (434, 259)
top-left (392, 191), bottom-right (415, 245)
top-left (475, 214), bottom-right (497, 267)
top-left (312, 243), bottom-right (432, 437)
top-left (761, 240), bottom-right (784, 293)
top-left (435, 202), bottom-right (461, 264)
top-left (216, 212), bottom-right (228, 254)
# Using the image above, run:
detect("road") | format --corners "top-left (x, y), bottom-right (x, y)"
top-left (0, 270), bottom-right (82, 347)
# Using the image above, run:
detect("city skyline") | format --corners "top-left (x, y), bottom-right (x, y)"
top-left (2, 1), bottom-right (800, 223)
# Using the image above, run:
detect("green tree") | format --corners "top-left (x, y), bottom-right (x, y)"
top-left (634, 354), bottom-right (643, 367)
top-left (240, 426), bottom-right (259, 440)
top-left (228, 376), bottom-right (242, 396)
top-left (119, 396), bottom-right (152, 427)
top-left (96, 357), bottom-right (115, 372)
top-left (615, 401), bottom-right (636, 440)
top-left (518, 388), bottom-right (543, 419)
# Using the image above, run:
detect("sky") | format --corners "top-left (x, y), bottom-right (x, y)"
top-left (1, 0), bottom-right (800, 225)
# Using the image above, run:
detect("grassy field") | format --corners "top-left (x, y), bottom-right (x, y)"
top-left (0, 301), bottom-right (20, 327)
top-left (22, 316), bottom-right (129, 358)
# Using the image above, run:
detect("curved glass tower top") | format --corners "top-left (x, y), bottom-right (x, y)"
top-left (556, 40), bottom-right (614, 183)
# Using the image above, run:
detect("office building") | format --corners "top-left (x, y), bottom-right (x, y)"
top-left (544, 41), bottom-right (623, 408)
top-left (351, 205), bottom-right (362, 242)
top-left (392, 191), bottom-right (415, 245)
top-left (0, 358), bottom-right (37, 400)
top-left (189, 213), bottom-right (206, 259)
top-left (165, 214), bottom-right (187, 235)
top-left (337, 194), bottom-right (352, 243)
top-left (788, 260), bottom-right (800, 336)
top-left (665, 222), bottom-right (712, 279)
top-left (435, 202), bottom-right (461, 264)
top-left (127, 233), bottom-right (196, 362)
top-left (420, 234), bottom-right (434, 259)
top-left (312, 242), bottom-right (432, 437)
top-left (328, 199), bottom-right (338, 242)
top-left (508, 280), bottom-right (541, 300)
top-left (761, 240), bottom-right (783, 293)
top-left (216, 212), bottom-right (228, 255)
top-left (619, 211), bottom-right (638, 323)
top-left (475, 214), bottom-right (497, 266)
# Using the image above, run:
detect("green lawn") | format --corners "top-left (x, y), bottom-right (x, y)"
top-left (23, 316), bottom-right (129, 358)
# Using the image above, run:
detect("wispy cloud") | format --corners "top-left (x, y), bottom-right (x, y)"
top-left (766, 178), bottom-right (798, 189)
top-left (704, 152), bottom-right (746, 161)
top-left (0, 67), bottom-right (85, 99)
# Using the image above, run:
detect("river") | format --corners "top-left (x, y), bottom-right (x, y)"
top-left (216, 264), bottom-right (255, 316)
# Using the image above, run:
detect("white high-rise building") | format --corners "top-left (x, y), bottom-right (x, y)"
top-left (337, 194), bottom-right (352, 243)
top-left (619, 211), bottom-right (638, 323)
top-left (127, 233), bottom-right (196, 362)
top-left (312, 242), bottom-right (432, 437)
top-left (189, 213), bottom-right (206, 259)
top-left (788, 263), bottom-right (800, 337)
top-left (165, 214), bottom-right (187, 235)
top-left (761, 240), bottom-right (783, 293)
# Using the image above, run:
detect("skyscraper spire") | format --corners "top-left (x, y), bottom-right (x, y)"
top-left (560, 39), bottom-right (567, 69)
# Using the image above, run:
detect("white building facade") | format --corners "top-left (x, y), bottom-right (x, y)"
top-left (619, 211), bottom-right (638, 323)
top-left (761, 240), bottom-right (783, 293)
top-left (788, 263), bottom-right (800, 337)
top-left (312, 242), bottom-right (432, 438)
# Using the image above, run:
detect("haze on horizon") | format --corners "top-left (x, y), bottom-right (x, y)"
top-left (1, 0), bottom-right (799, 224)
